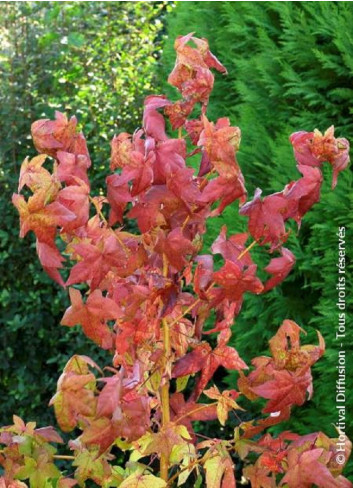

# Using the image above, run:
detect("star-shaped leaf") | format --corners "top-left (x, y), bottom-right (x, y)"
top-left (61, 288), bottom-right (119, 349)
top-left (213, 259), bottom-right (263, 301)
top-left (263, 247), bottom-right (295, 292)
top-left (204, 385), bottom-right (243, 426)
top-left (66, 234), bottom-right (127, 290)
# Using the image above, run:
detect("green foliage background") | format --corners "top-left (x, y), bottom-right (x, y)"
top-left (160, 0), bottom-right (353, 473)
top-left (1, 0), bottom-right (352, 480)
top-left (0, 1), bottom-right (168, 425)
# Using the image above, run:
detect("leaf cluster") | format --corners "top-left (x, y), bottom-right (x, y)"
top-left (3, 32), bottom-right (352, 487)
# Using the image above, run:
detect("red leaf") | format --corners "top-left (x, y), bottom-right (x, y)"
top-left (127, 185), bottom-right (175, 232)
top-left (155, 227), bottom-right (196, 272)
top-left (200, 174), bottom-right (247, 215)
top-left (168, 33), bottom-right (226, 95)
top-left (164, 99), bottom-right (195, 130)
top-left (290, 126), bottom-right (350, 189)
top-left (165, 34), bottom-right (226, 128)
top-left (263, 247), bottom-right (295, 292)
top-left (96, 375), bottom-right (122, 418)
top-left (269, 319), bottom-right (324, 370)
top-left (185, 118), bottom-right (204, 145)
top-left (31, 111), bottom-right (89, 159)
top-left (66, 234), bottom-right (127, 290)
top-left (198, 116), bottom-right (241, 179)
top-left (268, 319), bottom-right (303, 367)
top-left (239, 188), bottom-right (289, 250)
top-left (166, 166), bottom-right (201, 206)
top-left (181, 67), bottom-right (214, 104)
top-left (172, 343), bottom-right (212, 378)
top-left (213, 260), bottom-right (263, 301)
top-left (281, 447), bottom-right (343, 488)
top-left (106, 172), bottom-right (132, 225)
top-left (289, 131), bottom-right (320, 167)
top-left (152, 138), bottom-right (186, 183)
top-left (173, 330), bottom-right (247, 400)
top-left (79, 366), bottom-right (150, 453)
top-left (34, 426), bottom-right (63, 444)
top-left (252, 369), bottom-right (312, 413)
top-left (36, 240), bottom-right (65, 287)
top-left (18, 154), bottom-right (58, 194)
top-left (170, 392), bottom-right (217, 439)
top-left (49, 355), bottom-right (98, 432)
top-left (238, 406), bottom-right (291, 439)
top-left (12, 193), bottom-right (75, 241)
top-left (239, 320), bottom-right (325, 415)
top-left (79, 417), bottom-right (118, 454)
top-left (57, 151), bottom-right (90, 186)
top-left (212, 227), bottom-right (253, 267)
top-left (61, 288), bottom-right (119, 349)
top-left (0, 476), bottom-right (28, 488)
top-left (57, 181), bottom-right (90, 231)
top-left (243, 464), bottom-right (275, 488)
top-left (110, 132), bottom-right (134, 170)
top-left (194, 255), bottom-right (214, 298)
top-left (143, 95), bottom-right (171, 142)
top-left (331, 136), bottom-right (350, 189)
top-left (283, 164), bottom-right (323, 226)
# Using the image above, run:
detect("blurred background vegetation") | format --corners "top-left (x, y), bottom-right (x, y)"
top-left (1, 0), bottom-right (352, 477)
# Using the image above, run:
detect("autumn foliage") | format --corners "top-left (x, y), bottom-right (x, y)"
top-left (2, 34), bottom-right (352, 488)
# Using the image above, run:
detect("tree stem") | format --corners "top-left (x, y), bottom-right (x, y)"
top-left (160, 255), bottom-right (171, 482)
top-left (0, 450), bottom-right (74, 461)
top-left (53, 454), bottom-right (75, 460)
top-left (237, 239), bottom-right (257, 260)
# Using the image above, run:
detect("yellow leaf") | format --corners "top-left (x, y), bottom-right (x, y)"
top-left (144, 369), bottom-right (161, 394)
top-left (175, 443), bottom-right (197, 486)
top-left (204, 455), bottom-right (224, 488)
top-left (217, 398), bottom-right (228, 426)
top-left (176, 375), bottom-right (190, 392)
top-left (119, 473), bottom-right (167, 488)
top-left (115, 438), bottom-right (132, 451)
top-left (175, 424), bottom-right (192, 440)
top-left (204, 447), bottom-right (236, 488)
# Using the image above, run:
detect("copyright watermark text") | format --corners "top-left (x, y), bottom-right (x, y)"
top-left (335, 226), bottom-right (346, 464)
